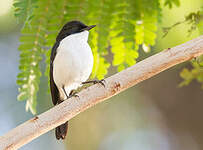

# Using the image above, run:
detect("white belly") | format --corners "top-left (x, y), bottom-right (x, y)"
top-left (53, 31), bottom-right (93, 97)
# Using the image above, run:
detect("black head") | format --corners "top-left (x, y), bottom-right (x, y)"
top-left (56, 20), bottom-right (96, 42)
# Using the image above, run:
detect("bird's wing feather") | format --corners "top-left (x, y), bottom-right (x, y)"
top-left (50, 42), bottom-right (60, 105)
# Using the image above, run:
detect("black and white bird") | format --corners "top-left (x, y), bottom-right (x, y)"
top-left (50, 21), bottom-right (98, 140)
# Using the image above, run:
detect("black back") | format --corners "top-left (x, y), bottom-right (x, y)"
top-left (50, 42), bottom-right (60, 105)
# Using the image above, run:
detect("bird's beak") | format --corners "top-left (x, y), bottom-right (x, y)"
top-left (83, 25), bottom-right (96, 31)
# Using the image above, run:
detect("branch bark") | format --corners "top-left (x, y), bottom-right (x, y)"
top-left (1, 36), bottom-right (203, 150)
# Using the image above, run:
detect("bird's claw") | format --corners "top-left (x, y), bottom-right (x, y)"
top-left (69, 90), bottom-right (79, 98)
top-left (69, 94), bottom-right (79, 98)
top-left (95, 79), bottom-right (105, 87)
top-left (82, 79), bottom-right (106, 87)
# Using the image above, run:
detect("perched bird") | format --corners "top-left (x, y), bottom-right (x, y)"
top-left (50, 21), bottom-right (98, 140)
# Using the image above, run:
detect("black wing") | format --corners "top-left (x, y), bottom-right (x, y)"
top-left (50, 42), bottom-right (60, 105)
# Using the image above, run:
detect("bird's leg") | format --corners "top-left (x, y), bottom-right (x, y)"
top-left (62, 87), bottom-right (79, 100)
top-left (62, 86), bottom-right (69, 100)
top-left (57, 99), bottom-right (64, 104)
top-left (82, 79), bottom-right (105, 87)
top-left (69, 90), bottom-right (79, 98)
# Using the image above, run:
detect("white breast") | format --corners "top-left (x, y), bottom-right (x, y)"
top-left (53, 31), bottom-right (93, 98)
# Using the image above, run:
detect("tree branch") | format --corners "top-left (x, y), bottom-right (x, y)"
top-left (0, 36), bottom-right (203, 150)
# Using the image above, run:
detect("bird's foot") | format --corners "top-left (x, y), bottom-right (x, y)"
top-left (82, 79), bottom-right (105, 87)
top-left (69, 90), bottom-right (79, 98)
top-left (57, 99), bottom-right (64, 104)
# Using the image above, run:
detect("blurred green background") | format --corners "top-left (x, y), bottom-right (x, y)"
top-left (0, 0), bottom-right (203, 150)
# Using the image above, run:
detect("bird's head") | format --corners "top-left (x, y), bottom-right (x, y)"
top-left (56, 20), bottom-right (96, 42)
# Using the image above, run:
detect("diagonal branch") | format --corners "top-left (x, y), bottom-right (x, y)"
top-left (0, 36), bottom-right (203, 150)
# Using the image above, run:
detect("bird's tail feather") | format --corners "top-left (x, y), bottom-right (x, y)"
top-left (55, 121), bottom-right (68, 140)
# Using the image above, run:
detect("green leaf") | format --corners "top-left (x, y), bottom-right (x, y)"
top-left (13, 0), bottom-right (38, 23)
top-left (180, 60), bottom-right (203, 88)
top-left (164, 0), bottom-right (180, 8)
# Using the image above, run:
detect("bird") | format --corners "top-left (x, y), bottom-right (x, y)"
top-left (50, 20), bottom-right (99, 140)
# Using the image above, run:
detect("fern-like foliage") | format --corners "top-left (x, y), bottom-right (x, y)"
top-left (13, 0), bottom-right (38, 23)
top-left (110, 1), bottom-right (136, 71)
top-left (14, 0), bottom-right (185, 114)
top-left (17, 0), bottom-right (53, 114)
top-left (110, 0), bottom-right (159, 71)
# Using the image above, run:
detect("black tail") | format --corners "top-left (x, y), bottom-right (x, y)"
top-left (55, 121), bottom-right (68, 140)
